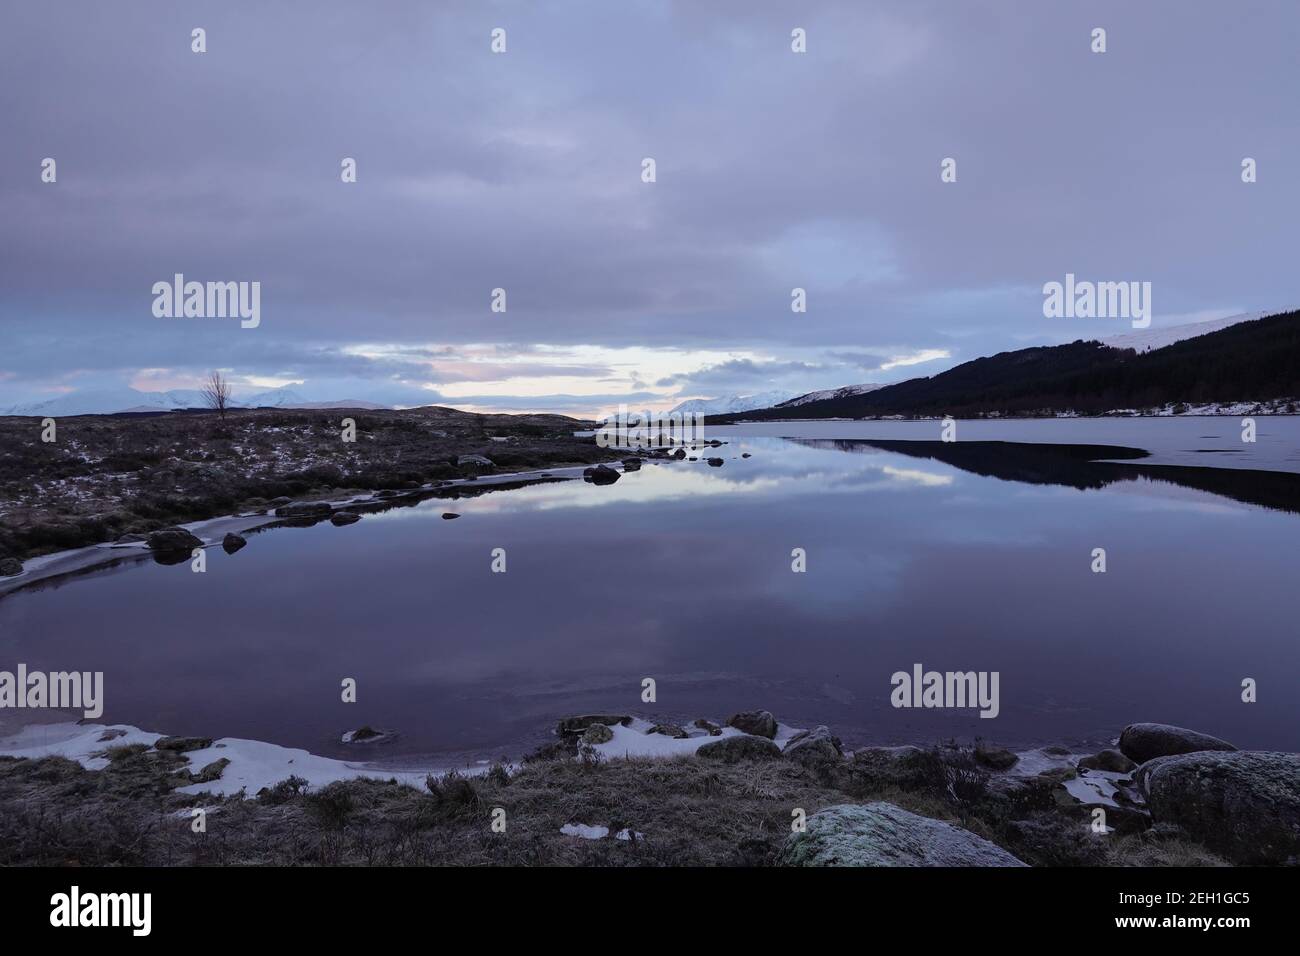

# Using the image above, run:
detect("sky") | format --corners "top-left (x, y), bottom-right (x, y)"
top-left (1, 0), bottom-right (1297, 417)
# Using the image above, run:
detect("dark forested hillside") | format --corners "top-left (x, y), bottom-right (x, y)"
top-left (713, 310), bottom-right (1300, 421)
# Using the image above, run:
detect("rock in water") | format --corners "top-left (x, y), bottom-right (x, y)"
top-left (0, 557), bottom-right (22, 577)
top-left (441, 513), bottom-right (460, 520)
top-left (329, 512), bottom-right (361, 526)
top-left (779, 803), bottom-right (1027, 867)
top-left (222, 533), bottom-right (247, 554)
top-left (582, 464), bottom-right (620, 485)
top-left (1118, 723), bottom-right (1236, 764)
top-left (1078, 748), bottom-right (1136, 773)
top-left (146, 527), bottom-right (203, 553)
top-left (782, 726), bottom-right (844, 766)
top-left (273, 502), bottom-right (333, 518)
top-left (621, 458), bottom-right (642, 471)
top-left (707, 457), bottom-right (724, 467)
top-left (726, 709), bottom-right (778, 739)
top-left (1137, 751), bottom-right (1300, 865)
top-left (697, 734), bottom-right (781, 762)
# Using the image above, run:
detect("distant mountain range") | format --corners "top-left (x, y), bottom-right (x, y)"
top-left (776, 383), bottom-right (884, 407)
top-left (668, 390), bottom-right (799, 416)
top-left (1, 386), bottom-right (390, 417)
top-left (709, 309), bottom-right (1300, 421)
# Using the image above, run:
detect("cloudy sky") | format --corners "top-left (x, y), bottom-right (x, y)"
top-left (2, 0), bottom-right (1297, 416)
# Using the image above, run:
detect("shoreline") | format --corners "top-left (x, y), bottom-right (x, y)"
top-left (0, 463), bottom-right (605, 601)
top-left (2, 710), bottom-right (1290, 866)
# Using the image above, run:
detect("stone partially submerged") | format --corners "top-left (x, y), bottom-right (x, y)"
top-left (1118, 722), bottom-right (1236, 764)
top-left (779, 802), bottom-right (1026, 867)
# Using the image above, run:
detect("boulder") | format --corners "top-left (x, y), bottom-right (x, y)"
top-left (582, 464), bottom-right (620, 485)
top-left (742, 453), bottom-right (752, 458)
top-left (1118, 723), bottom-right (1236, 764)
top-left (782, 725), bottom-right (844, 766)
top-left (269, 496), bottom-right (292, 507)
top-left (221, 533), bottom-right (247, 554)
top-left (273, 502), bottom-right (333, 518)
top-left (456, 454), bottom-right (494, 468)
top-left (646, 724), bottom-right (688, 739)
top-left (671, 449), bottom-right (686, 460)
top-left (0, 557), bottom-right (22, 577)
top-left (556, 714), bottom-right (630, 737)
top-left (329, 512), bottom-right (361, 526)
top-left (146, 528), bottom-right (203, 553)
top-left (697, 734), bottom-right (781, 763)
top-left (581, 723), bottom-right (614, 745)
top-left (779, 803), bottom-right (1026, 867)
top-left (154, 735), bottom-right (213, 753)
top-left (1137, 751), bottom-right (1300, 865)
top-left (974, 745), bottom-right (1019, 771)
top-left (441, 513), bottom-right (460, 520)
top-left (191, 757), bottom-right (231, 783)
top-left (707, 458), bottom-right (724, 467)
top-left (621, 458), bottom-right (642, 471)
top-left (1078, 748), bottom-right (1137, 774)
top-left (693, 719), bottom-right (723, 737)
top-left (726, 710), bottom-right (778, 739)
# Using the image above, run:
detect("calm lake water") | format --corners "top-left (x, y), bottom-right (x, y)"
top-left (3, 419), bottom-right (1298, 766)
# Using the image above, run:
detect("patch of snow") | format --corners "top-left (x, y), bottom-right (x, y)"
top-left (778, 383), bottom-right (884, 407)
top-left (560, 823), bottom-right (608, 839)
top-left (0, 722), bottom-right (446, 797)
top-left (1096, 309), bottom-right (1279, 354)
top-left (589, 716), bottom-right (802, 760)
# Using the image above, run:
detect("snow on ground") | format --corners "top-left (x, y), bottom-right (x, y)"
top-left (778, 383), bottom-right (884, 407)
top-left (0, 721), bottom-right (441, 797)
top-left (559, 824), bottom-right (642, 840)
top-left (0, 722), bottom-right (162, 769)
top-left (1097, 309), bottom-right (1277, 353)
top-left (589, 716), bottom-right (803, 760)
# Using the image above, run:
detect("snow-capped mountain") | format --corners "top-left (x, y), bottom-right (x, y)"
top-left (777, 383), bottom-right (883, 407)
top-left (1097, 310), bottom-right (1278, 354)
top-left (668, 390), bottom-right (799, 416)
top-left (1, 386), bottom-right (389, 417)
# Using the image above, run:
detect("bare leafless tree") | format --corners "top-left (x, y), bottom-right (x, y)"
top-left (201, 370), bottom-right (232, 418)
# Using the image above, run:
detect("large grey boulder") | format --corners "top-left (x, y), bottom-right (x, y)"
top-left (697, 734), bottom-right (781, 763)
top-left (726, 710), bottom-right (777, 739)
top-left (146, 527), bottom-right (203, 553)
top-left (1118, 723), bottom-right (1236, 764)
top-left (779, 803), bottom-right (1026, 867)
top-left (1137, 751), bottom-right (1300, 865)
top-left (782, 726), bottom-right (844, 766)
